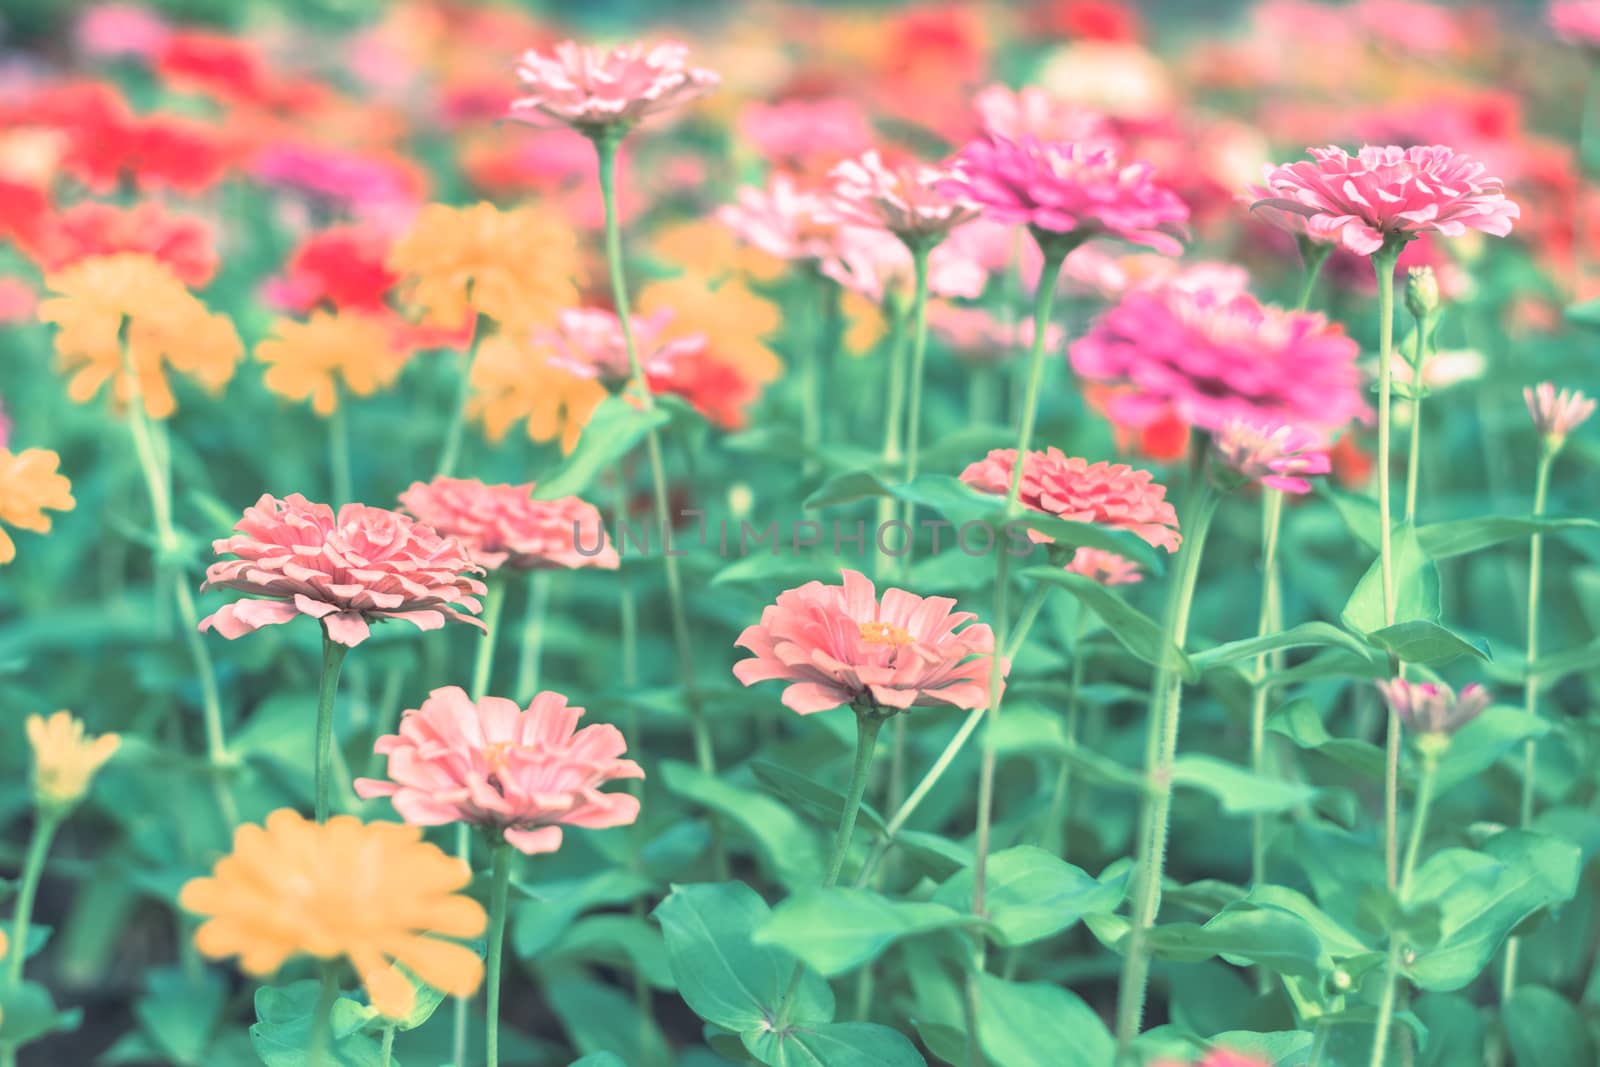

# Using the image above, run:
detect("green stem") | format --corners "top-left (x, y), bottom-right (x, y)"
top-left (1308, 1021), bottom-right (1332, 1067)
top-left (1004, 585), bottom-right (1050, 662)
top-left (1041, 613), bottom-right (1089, 856)
top-left (307, 963), bottom-right (340, 1066)
top-left (380, 1028), bottom-right (394, 1067)
top-left (874, 302), bottom-right (911, 577)
top-left (1250, 489), bottom-right (1285, 896)
top-left (313, 634), bottom-right (350, 824)
top-left (900, 243), bottom-right (934, 567)
top-left (1114, 477), bottom-right (1221, 1061)
top-left (593, 131), bottom-right (724, 880)
top-left (435, 339), bottom-right (480, 479)
top-left (471, 577), bottom-right (507, 702)
top-left (513, 571), bottom-right (553, 702)
top-left (1294, 240), bottom-right (1334, 312)
top-left (1372, 244), bottom-right (1404, 893)
top-left (1368, 756), bottom-right (1437, 1067)
top-left (6, 812), bottom-right (60, 987)
top-left (1404, 317), bottom-right (1427, 523)
top-left (485, 843), bottom-right (513, 1067)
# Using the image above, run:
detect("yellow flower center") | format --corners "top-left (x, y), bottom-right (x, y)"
top-left (858, 621), bottom-right (913, 647)
top-left (482, 741), bottom-right (522, 774)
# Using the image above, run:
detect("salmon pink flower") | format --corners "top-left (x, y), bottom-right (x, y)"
top-left (1070, 282), bottom-right (1368, 436)
top-left (739, 98), bottom-right (874, 175)
top-left (1212, 419), bottom-right (1332, 494)
top-left (943, 135), bottom-right (1189, 255)
top-left (540, 307), bottom-right (705, 386)
top-left (1525, 382), bottom-right (1596, 450)
top-left (1552, 2), bottom-right (1600, 47)
top-left (1065, 547), bottom-right (1143, 585)
top-left (1376, 679), bottom-right (1490, 737)
top-left (512, 41), bottom-right (718, 134)
top-left (355, 685), bottom-right (642, 855)
top-left (822, 225), bottom-right (988, 304)
top-left (31, 201), bottom-right (218, 288)
top-left (733, 569), bottom-right (1001, 715)
top-left (198, 494), bottom-right (486, 647)
top-left (718, 176), bottom-right (840, 264)
top-left (1251, 145), bottom-right (1518, 256)
top-left (961, 447), bottom-right (1182, 552)
top-left (398, 477), bottom-right (617, 571)
top-left (825, 151), bottom-right (980, 243)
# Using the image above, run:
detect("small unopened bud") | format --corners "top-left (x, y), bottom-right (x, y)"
top-left (1405, 266), bottom-right (1441, 320)
top-left (1376, 679), bottom-right (1489, 740)
top-left (1525, 382), bottom-right (1596, 453)
top-left (26, 710), bottom-right (119, 812)
top-left (727, 483), bottom-right (754, 520)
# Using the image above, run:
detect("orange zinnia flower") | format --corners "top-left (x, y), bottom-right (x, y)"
top-left (180, 810), bottom-right (487, 1019)
top-left (255, 312), bottom-right (405, 415)
top-left (37, 253), bottom-right (241, 419)
top-left (27, 710), bottom-right (118, 809)
top-left (637, 274), bottom-right (783, 387)
top-left (0, 447), bottom-right (74, 564)
top-left (387, 202), bottom-right (582, 331)
top-left (469, 332), bottom-right (606, 453)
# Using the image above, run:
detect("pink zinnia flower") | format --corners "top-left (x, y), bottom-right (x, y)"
top-left (732, 569), bottom-right (1001, 716)
top-left (927, 303), bottom-right (1064, 364)
top-left (1525, 382), bottom-right (1596, 448)
top-left (1376, 678), bottom-right (1490, 737)
top-left (1065, 547), bottom-right (1143, 585)
top-left (1251, 145), bottom-right (1518, 257)
top-left (355, 685), bottom-right (642, 854)
top-left (540, 307), bottom-right (705, 385)
top-left (76, 3), bottom-right (171, 59)
top-left (511, 41), bottom-right (718, 133)
top-left (398, 477), bottom-right (617, 571)
top-left (198, 494), bottom-right (486, 647)
top-left (718, 176), bottom-right (840, 263)
top-left (738, 98), bottom-right (875, 172)
top-left (1070, 282), bottom-right (1368, 436)
top-left (1152, 1051), bottom-right (1272, 1067)
top-left (1552, 2), bottom-right (1600, 47)
top-left (960, 447), bottom-right (1182, 552)
top-left (943, 135), bottom-right (1189, 255)
top-left (822, 225), bottom-right (987, 304)
top-left (972, 84), bottom-right (1114, 147)
top-left (826, 151), bottom-right (980, 242)
top-left (1212, 419), bottom-right (1332, 494)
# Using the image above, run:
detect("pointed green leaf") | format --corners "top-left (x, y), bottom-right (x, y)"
top-left (1171, 755), bottom-right (1320, 815)
top-left (660, 761), bottom-right (825, 888)
top-left (532, 397), bottom-right (671, 500)
top-left (1503, 985), bottom-right (1594, 1067)
top-left (754, 888), bottom-right (983, 976)
top-left (1417, 515), bottom-right (1600, 560)
top-left (1366, 620), bottom-right (1490, 665)
top-left (1021, 568), bottom-right (1193, 680)
top-left (933, 846), bottom-right (1127, 947)
top-left (749, 761), bottom-right (887, 835)
top-left (741, 1020), bottom-right (927, 1066)
top-left (974, 974), bottom-right (1113, 1067)
top-left (1342, 525), bottom-right (1439, 635)
top-left (1189, 622), bottom-right (1373, 671)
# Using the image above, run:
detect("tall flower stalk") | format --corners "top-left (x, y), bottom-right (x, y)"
top-left (1248, 487), bottom-right (1284, 900)
top-left (1371, 241), bottom-right (1405, 893)
top-left (312, 633), bottom-right (350, 824)
top-left (899, 243), bottom-right (934, 564)
top-left (484, 841), bottom-right (513, 1067)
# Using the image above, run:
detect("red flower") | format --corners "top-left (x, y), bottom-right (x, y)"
top-left (31, 202), bottom-right (218, 288)
top-left (266, 227), bottom-right (397, 315)
top-left (647, 355), bottom-right (759, 431)
top-left (0, 180), bottom-right (51, 258)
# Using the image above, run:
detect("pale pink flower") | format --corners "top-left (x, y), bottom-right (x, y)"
top-left (397, 477), bottom-right (617, 571)
top-left (76, 3), bottom-right (171, 59)
top-left (738, 98), bottom-right (874, 170)
top-left (1065, 547), bottom-right (1143, 585)
top-left (717, 176), bottom-right (839, 263)
top-left (355, 685), bottom-right (641, 854)
top-left (927, 303), bottom-right (1064, 364)
top-left (1070, 282), bottom-right (1369, 436)
top-left (944, 135), bottom-right (1188, 255)
top-left (511, 41), bottom-right (718, 133)
top-left (1251, 145), bottom-right (1519, 257)
top-left (198, 494), bottom-right (486, 647)
top-left (732, 569), bottom-right (1000, 715)
top-left (1212, 419), bottom-right (1332, 494)
top-left (960, 448), bottom-right (1182, 552)
top-left (540, 308), bottom-right (705, 385)
top-left (972, 85), bottom-right (1114, 147)
top-left (1376, 679), bottom-right (1490, 736)
top-left (1552, 2), bottom-right (1600, 47)
top-left (822, 225), bottom-right (987, 304)
top-left (825, 151), bottom-right (980, 242)
top-left (1525, 382), bottom-right (1597, 447)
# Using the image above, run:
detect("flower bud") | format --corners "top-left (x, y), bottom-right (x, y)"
top-left (1375, 679), bottom-right (1489, 741)
top-left (1405, 266), bottom-right (1440, 320)
top-left (1525, 381), bottom-right (1596, 453)
top-left (26, 711), bottom-right (118, 812)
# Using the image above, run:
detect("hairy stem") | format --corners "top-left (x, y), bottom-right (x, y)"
top-left (313, 634), bottom-right (350, 824)
top-left (1368, 755), bottom-right (1437, 1067)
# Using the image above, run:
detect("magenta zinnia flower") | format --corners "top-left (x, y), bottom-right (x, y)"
top-left (199, 494), bottom-right (486, 647)
top-left (1212, 419), bottom-right (1332, 494)
top-left (1525, 382), bottom-right (1596, 448)
top-left (960, 447), bottom-right (1182, 552)
top-left (943, 135), bottom-right (1189, 255)
top-left (825, 151), bottom-right (980, 242)
top-left (355, 685), bottom-right (642, 854)
top-left (511, 41), bottom-right (718, 133)
top-left (1376, 679), bottom-right (1490, 737)
top-left (397, 477), bottom-right (617, 571)
top-left (1070, 282), bottom-right (1369, 436)
top-left (1251, 145), bottom-right (1518, 256)
top-left (732, 569), bottom-right (1000, 716)
top-left (540, 307), bottom-right (704, 386)
top-left (972, 84), bottom-right (1113, 147)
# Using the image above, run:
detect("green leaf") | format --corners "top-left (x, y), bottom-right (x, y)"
top-left (1432, 707), bottom-right (1549, 796)
top-left (1415, 993), bottom-right (1485, 1067)
top-left (749, 761), bottom-right (887, 836)
top-left (1417, 515), bottom-right (1600, 559)
top-left (711, 553), bottom-right (838, 588)
top-left (1341, 525), bottom-right (1439, 635)
top-left (532, 397), bottom-right (671, 500)
top-left (1144, 909), bottom-right (1326, 980)
top-left (1189, 622), bottom-right (1373, 672)
top-left (545, 970), bottom-right (670, 1067)
top-left (1503, 985), bottom-right (1595, 1067)
top-left (569, 1054), bottom-right (629, 1067)
top-left (546, 915), bottom-right (673, 989)
top-left (742, 1021), bottom-right (926, 1066)
top-left (1205, 1031), bottom-right (1316, 1066)
top-left (933, 846), bottom-right (1127, 947)
top-left (1267, 700), bottom-right (1387, 779)
top-left (653, 882), bottom-right (834, 1032)
top-left (1365, 620), bottom-right (1490, 665)
top-left (0, 979), bottom-right (74, 1048)
top-left (974, 974), bottom-right (1113, 1067)
top-left (1020, 569), bottom-right (1193, 679)
top-left (248, 981), bottom-right (385, 1067)
top-left (1171, 755), bottom-right (1320, 815)
top-left (1405, 831), bottom-right (1582, 991)
top-left (512, 868), bottom-right (654, 958)
top-left (133, 967), bottom-right (224, 1064)
top-left (660, 761), bottom-right (826, 888)
top-left (755, 888), bottom-right (982, 976)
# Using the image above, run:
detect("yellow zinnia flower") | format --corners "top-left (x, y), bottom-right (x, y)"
top-left (180, 810), bottom-right (486, 1019)
top-left (255, 312), bottom-right (405, 416)
top-left (469, 332), bottom-right (607, 454)
top-left (651, 219), bottom-right (783, 285)
top-left (37, 253), bottom-right (242, 419)
top-left (26, 711), bottom-right (118, 810)
top-left (0, 448), bottom-right (74, 565)
top-left (388, 202), bottom-right (582, 332)
top-left (637, 274), bottom-right (784, 387)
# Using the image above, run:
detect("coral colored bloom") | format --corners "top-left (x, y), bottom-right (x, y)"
top-left (265, 226), bottom-right (397, 315)
top-left (355, 686), bottom-right (642, 854)
top-left (826, 151), bottom-right (979, 242)
top-left (388, 202), bottom-right (581, 331)
top-left (1251, 146), bottom-right (1519, 256)
top-left (30, 201), bottom-right (217, 287)
top-left (718, 176), bottom-right (841, 264)
top-left (0, 448), bottom-right (74, 564)
top-left (38, 253), bottom-right (241, 419)
top-left (972, 84), bottom-right (1113, 146)
top-left (255, 312), bottom-right (405, 416)
top-left (738, 98), bottom-right (874, 173)
top-left (944, 135), bottom-right (1189, 254)
top-left (511, 41), bottom-right (718, 133)
top-left (540, 308), bottom-right (704, 385)
top-left (1552, 2), bottom-right (1600, 47)
top-left (1212, 419), bottom-right (1332, 494)
top-left (1376, 679), bottom-right (1490, 737)
top-left (733, 569), bottom-right (1001, 715)
top-left (198, 494), bottom-right (486, 647)
top-left (398, 477), bottom-right (617, 571)
top-left (1065, 547), bottom-right (1142, 585)
top-left (27, 710), bottom-right (117, 809)
top-left (961, 447), bottom-right (1182, 552)
top-left (1070, 283), bottom-right (1367, 436)
top-left (1152, 1051), bottom-right (1271, 1067)
top-left (1525, 382), bottom-right (1596, 448)
top-left (181, 810), bottom-right (486, 1018)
